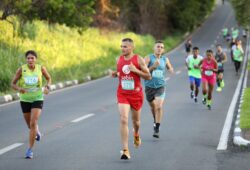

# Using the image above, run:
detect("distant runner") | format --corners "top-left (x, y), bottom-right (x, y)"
top-left (185, 47), bottom-right (203, 102)
top-left (233, 40), bottom-right (244, 75)
top-left (185, 38), bottom-right (192, 56)
top-left (199, 49), bottom-right (218, 110)
top-left (215, 44), bottom-right (227, 92)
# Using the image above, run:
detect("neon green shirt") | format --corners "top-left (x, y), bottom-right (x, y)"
top-left (222, 28), bottom-right (228, 36)
top-left (186, 55), bottom-right (203, 78)
top-left (233, 48), bottom-right (243, 62)
top-left (19, 64), bottom-right (43, 102)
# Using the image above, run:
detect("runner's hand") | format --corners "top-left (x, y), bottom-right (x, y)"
top-left (18, 88), bottom-right (27, 94)
top-left (169, 67), bottom-right (174, 73)
top-left (129, 62), bottom-right (137, 73)
top-left (153, 59), bottom-right (160, 69)
top-left (110, 71), bottom-right (119, 77)
top-left (44, 85), bottom-right (50, 95)
top-left (193, 65), bottom-right (199, 69)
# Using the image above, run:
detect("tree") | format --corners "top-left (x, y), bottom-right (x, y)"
top-left (231, 0), bottom-right (250, 28)
top-left (0, 0), bottom-right (95, 30)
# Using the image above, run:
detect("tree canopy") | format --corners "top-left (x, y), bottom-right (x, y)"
top-left (0, 0), bottom-right (95, 28)
top-left (231, 0), bottom-right (250, 28)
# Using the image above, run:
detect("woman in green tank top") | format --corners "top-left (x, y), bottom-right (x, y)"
top-left (11, 50), bottom-right (51, 159)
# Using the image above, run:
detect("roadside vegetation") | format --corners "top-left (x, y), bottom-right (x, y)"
top-left (0, 0), bottom-right (215, 93)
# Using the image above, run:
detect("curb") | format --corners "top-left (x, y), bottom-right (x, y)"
top-left (233, 72), bottom-right (250, 147)
top-left (0, 71), bottom-right (110, 105)
top-left (233, 32), bottom-right (250, 147)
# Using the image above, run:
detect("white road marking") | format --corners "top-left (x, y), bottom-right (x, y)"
top-left (165, 77), bottom-right (170, 81)
top-left (0, 143), bottom-right (23, 155)
top-left (71, 114), bottom-right (95, 123)
top-left (176, 70), bottom-right (181, 75)
top-left (217, 32), bottom-right (249, 151)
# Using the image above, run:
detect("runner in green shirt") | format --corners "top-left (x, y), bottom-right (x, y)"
top-left (233, 40), bottom-right (244, 75)
top-left (185, 47), bottom-right (203, 103)
top-left (11, 50), bottom-right (51, 159)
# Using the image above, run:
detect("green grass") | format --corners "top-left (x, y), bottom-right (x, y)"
top-left (0, 16), bottom-right (184, 93)
top-left (248, 60), bottom-right (250, 70)
top-left (240, 88), bottom-right (250, 129)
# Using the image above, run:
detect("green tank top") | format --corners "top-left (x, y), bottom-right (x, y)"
top-left (233, 48), bottom-right (243, 62)
top-left (186, 55), bottom-right (203, 78)
top-left (19, 64), bottom-right (43, 102)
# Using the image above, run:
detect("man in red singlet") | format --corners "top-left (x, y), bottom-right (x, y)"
top-left (112, 38), bottom-right (151, 160)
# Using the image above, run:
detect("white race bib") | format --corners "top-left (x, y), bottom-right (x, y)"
top-left (121, 80), bottom-right (135, 90)
top-left (152, 70), bottom-right (163, 78)
top-left (24, 76), bottom-right (38, 85)
top-left (205, 70), bottom-right (213, 76)
top-left (218, 63), bottom-right (223, 67)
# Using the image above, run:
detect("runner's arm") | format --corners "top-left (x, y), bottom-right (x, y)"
top-left (42, 66), bottom-right (52, 90)
top-left (185, 57), bottom-right (191, 70)
top-left (166, 58), bottom-right (174, 73)
top-left (212, 60), bottom-right (218, 72)
top-left (222, 52), bottom-right (227, 63)
top-left (198, 59), bottom-right (203, 67)
top-left (145, 55), bottom-right (159, 72)
top-left (129, 56), bottom-right (151, 80)
top-left (11, 68), bottom-right (26, 93)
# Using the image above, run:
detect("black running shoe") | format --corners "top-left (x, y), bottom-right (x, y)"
top-left (194, 97), bottom-right (198, 103)
top-left (207, 104), bottom-right (211, 110)
top-left (190, 91), bottom-right (194, 99)
top-left (120, 149), bottom-right (131, 160)
top-left (153, 127), bottom-right (160, 138)
top-left (202, 98), bottom-right (207, 105)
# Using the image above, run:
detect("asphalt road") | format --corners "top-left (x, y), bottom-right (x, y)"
top-left (0, 1), bottom-right (250, 170)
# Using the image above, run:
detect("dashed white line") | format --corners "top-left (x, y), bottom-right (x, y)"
top-left (176, 70), bottom-right (181, 75)
top-left (0, 143), bottom-right (23, 155)
top-left (71, 114), bottom-right (95, 123)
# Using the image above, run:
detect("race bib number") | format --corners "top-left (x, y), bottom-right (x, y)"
top-left (24, 76), bottom-right (38, 85)
top-left (205, 70), bottom-right (213, 76)
top-left (152, 70), bottom-right (163, 78)
top-left (218, 63), bottom-right (223, 67)
top-left (121, 80), bottom-right (135, 90)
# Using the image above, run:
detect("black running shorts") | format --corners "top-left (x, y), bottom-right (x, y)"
top-left (20, 101), bottom-right (43, 113)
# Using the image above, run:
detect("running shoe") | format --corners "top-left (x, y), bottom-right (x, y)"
top-left (216, 87), bottom-right (222, 92)
top-left (202, 98), bottom-right (207, 105)
top-left (207, 104), bottom-right (211, 110)
top-left (35, 131), bottom-right (41, 142)
top-left (133, 135), bottom-right (141, 148)
top-left (25, 148), bottom-right (33, 159)
top-left (153, 127), bottom-right (160, 138)
top-left (194, 97), bottom-right (198, 103)
top-left (120, 149), bottom-right (131, 160)
top-left (190, 91), bottom-right (194, 99)
top-left (221, 80), bottom-right (225, 88)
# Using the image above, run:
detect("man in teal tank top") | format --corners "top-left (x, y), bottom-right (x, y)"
top-left (144, 40), bottom-right (174, 138)
top-left (11, 50), bottom-right (51, 159)
top-left (185, 47), bottom-right (203, 103)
